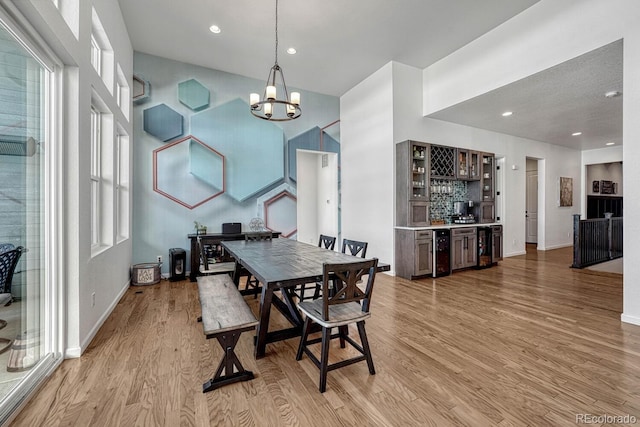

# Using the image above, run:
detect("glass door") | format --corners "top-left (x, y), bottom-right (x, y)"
top-left (0, 18), bottom-right (54, 416)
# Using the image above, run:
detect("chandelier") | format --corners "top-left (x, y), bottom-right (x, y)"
top-left (249, 0), bottom-right (301, 121)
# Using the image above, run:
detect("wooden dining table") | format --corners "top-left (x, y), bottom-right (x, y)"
top-left (221, 238), bottom-right (390, 358)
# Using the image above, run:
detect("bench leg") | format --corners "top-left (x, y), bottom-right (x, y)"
top-left (203, 330), bottom-right (254, 393)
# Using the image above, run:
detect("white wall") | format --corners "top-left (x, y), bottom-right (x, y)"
top-left (341, 63), bottom-right (395, 269)
top-left (296, 151), bottom-right (319, 245)
top-left (13, 0), bottom-right (134, 356)
top-left (296, 150), bottom-right (339, 246)
top-left (581, 146), bottom-right (624, 215)
top-left (586, 163), bottom-right (623, 196)
top-left (317, 152), bottom-right (339, 241)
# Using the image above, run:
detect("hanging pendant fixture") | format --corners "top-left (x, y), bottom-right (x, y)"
top-left (249, 0), bottom-right (301, 121)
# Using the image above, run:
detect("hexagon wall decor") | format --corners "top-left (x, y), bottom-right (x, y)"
top-left (264, 190), bottom-right (297, 238)
top-left (153, 135), bottom-right (225, 209)
top-left (133, 74), bottom-right (150, 104)
top-left (191, 98), bottom-right (284, 202)
top-left (143, 103), bottom-right (183, 142)
top-left (288, 126), bottom-right (340, 182)
top-left (178, 79), bottom-right (210, 111)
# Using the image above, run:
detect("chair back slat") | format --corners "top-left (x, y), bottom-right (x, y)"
top-left (245, 232), bottom-right (273, 241)
top-left (318, 235), bottom-right (336, 250)
top-left (321, 258), bottom-right (378, 321)
top-left (341, 239), bottom-right (368, 258)
top-left (0, 246), bottom-right (24, 294)
top-left (197, 236), bottom-right (209, 271)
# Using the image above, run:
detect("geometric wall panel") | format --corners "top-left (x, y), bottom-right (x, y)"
top-left (191, 98), bottom-right (284, 202)
top-left (153, 135), bottom-right (225, 209)
top-left (178, 79), bottom-right (210, 111)
top-left (288, 126), bottom-right (340, 182)
top-left (143, 103), bottom-right (183, 142)
top-left (133, 74), bottom-right (151, 104)
top-left (264, 190), bottom-right (297, 238)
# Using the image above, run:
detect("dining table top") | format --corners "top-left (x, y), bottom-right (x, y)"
top-left (221, 238), bottom-right (389, 289)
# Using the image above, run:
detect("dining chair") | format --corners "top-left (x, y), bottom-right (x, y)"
top-left (241, 232), bottom-right (273, 298)
top-left (297, 235), bottom-right (337, 302)
top-left (341, 238), bottom-right (368, 258)
top-left (197, 236), bottom-right (234, 276)
top-left (310, 238), bottom-right (368, 300)
top-left (0, 246), bottom-right (24, 354)
top-left (296, 258), bottom-right (378, 392)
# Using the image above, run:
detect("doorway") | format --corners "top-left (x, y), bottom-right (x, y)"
top-left (296, 150), bottom-right (339, 246)
top-left (526, 158), bottom-right (539, 244)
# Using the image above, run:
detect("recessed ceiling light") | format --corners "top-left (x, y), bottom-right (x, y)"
top-left (209, 25), bottom-right (221, 34)
top-left (606, 142), bottom-right (615, 146)
top-left (502, 111), bottom-right (513, 117)
top-left (572, 132), bottom-right (582, 136)
top-left (605, 90), bottom-right (622, 98)
top-left (286, 47), bottom-right (297, 55)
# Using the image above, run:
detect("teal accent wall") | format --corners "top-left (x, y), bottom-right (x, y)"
top-left (132, 52), bottom-right (340, 274)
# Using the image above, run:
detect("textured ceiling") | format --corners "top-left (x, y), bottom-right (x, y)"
top-left (118, 0), bottom-right (622, 151)
top-left (427, 40), bottom-right (623, 151)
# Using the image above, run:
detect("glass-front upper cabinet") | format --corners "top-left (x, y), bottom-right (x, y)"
top-left (458, 149), bottom-right (481, 180)
top-left (457, 149), bottom-right (468, 179)
top-left (396, 140), bottom-right (430, 226)
top-left (481, 154), bottom-right (495, 201)
top-left (469, 151), bottom-right (481, 180)
top-left (410, 142), bottom-right (428, 200)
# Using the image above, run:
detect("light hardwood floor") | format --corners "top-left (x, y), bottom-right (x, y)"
top-left (10, 246), bottom-right (637, 426)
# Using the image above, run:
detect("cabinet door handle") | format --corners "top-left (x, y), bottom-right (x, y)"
top-left (464, 236), bottom-right (468, 250)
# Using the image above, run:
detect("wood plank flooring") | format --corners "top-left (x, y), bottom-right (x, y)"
top-left (10, 246), bottom-right (639, 426)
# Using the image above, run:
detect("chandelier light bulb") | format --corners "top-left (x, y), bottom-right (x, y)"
top-left (250, 93), bottom-right (260, 109)
top-left (290, 92), bottom-right (300, 105)
top-left (266, 85), bottom-right (276, 101)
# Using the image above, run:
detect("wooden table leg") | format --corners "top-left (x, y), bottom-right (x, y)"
top-left (203, 329), bottom-right (255, 393)
top-left (255, 285), bottom-right (273, 359)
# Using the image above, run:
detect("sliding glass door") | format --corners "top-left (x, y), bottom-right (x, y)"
top-left (0, 17), bottom-right (57, 420)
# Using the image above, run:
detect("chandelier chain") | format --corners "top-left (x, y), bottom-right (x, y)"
top-left (274, 0), bottom-right (279, 65)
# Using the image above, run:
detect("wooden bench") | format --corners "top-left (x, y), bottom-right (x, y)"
top-left (197, 274), bottom-right (258, 393)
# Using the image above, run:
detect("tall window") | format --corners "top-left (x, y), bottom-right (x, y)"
top-left (90, 106), bottom-right (101, 247)
top-left (90, 34), bottom-right (100, 73)
top-left (115, 127), bottom-right (129, 242)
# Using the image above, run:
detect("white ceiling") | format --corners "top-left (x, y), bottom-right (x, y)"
top-left (427, 40), bottom-right (623, 151)
top-left (118, 0), bottom-right (623, 151)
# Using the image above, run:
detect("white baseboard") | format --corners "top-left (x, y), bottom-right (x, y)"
top-left (504, 250), bottom-right (526, 257)
top-left (65, 347), bottom-right (82, 358)
top-left (541, 243), bottom-right (573, 251)
top-left (65, 279), bottom-right (130, 358)
top-left (621, 313), bottom-right (640, 326)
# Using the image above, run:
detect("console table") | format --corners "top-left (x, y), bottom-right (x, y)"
top-left (187, 231), bottom-right (281, 281)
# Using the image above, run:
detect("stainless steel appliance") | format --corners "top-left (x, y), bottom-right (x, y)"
top-left (452, 200), bottom-right (477, 224)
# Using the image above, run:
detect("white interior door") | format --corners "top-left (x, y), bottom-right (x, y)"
top-left (296, 150), bottom-right (339, 246)
top-left (526, 170), bottom-right (538, 244)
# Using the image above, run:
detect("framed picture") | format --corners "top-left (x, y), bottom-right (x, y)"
top-left (559, 177), bottom-right (573, 207)
top-left (600, 180), bottom-right (613, 195)
top-left (592, 180), bottom-right (599, 193)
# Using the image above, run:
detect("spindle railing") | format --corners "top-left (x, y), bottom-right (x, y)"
top-left (572, 213), bottom-right (623, 268)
